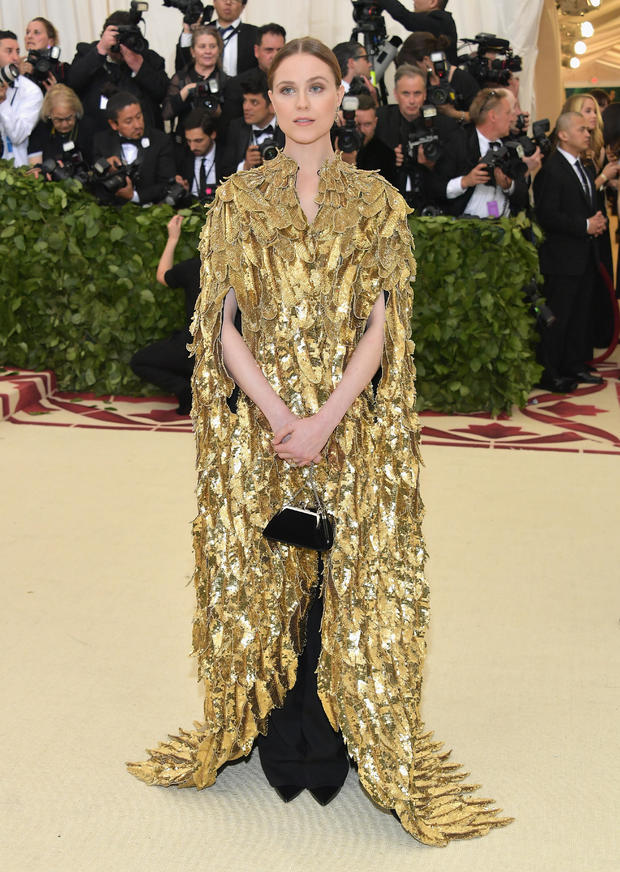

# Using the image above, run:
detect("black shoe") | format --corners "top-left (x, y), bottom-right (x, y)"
top-left (570, 371), bottom-right (604, 385)
top-left (274, 785), bottom-right (304, 803)
top-left (175, 389), bottom-right (192, 416)
top-left (535, 375), bottom-right (577, 393)
top-left (308, 785), bottom-right (342, 806)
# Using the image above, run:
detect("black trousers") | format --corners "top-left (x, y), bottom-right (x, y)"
top-left (539, 261), bottom-right (595, 378)
top-left (257, 559), bottom-right (349, 789)
top-left (130, 332), bottom-right (192, 400)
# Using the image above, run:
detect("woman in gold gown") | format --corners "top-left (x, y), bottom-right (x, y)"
top-left (128, 37), bottom-right (512, 847)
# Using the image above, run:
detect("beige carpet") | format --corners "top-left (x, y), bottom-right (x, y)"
top-left (1, 424), bottom-right (619, 872)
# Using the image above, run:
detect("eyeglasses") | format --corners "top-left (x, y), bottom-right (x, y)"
top-left (355, 53), bottom-right (369, 60)
top-left (51, 114), bottom-right (76, 124)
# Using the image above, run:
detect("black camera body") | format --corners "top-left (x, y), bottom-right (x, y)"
top-left (92, 156), bottom-right (142, 196)
top-left (405, 105), bottom-right (442, 164)
top-left (479, 141), bottom-right (526, 184)
top-left (191, 79), bottom-right (223, 113)
top-left (41, 147), bottom-right (90, 185)
top-left (112, 1), bottom-right (150, 55)
top-left (426, 52), bottom-right (456, 107)
top-left (458, 33), bottom-right (522, 88)
top-left (335, 95), bottom-right (364, 154)
top-left (26, 47), bottom-right (62, 82)
top-left (162, 0), bottom-right (213, 25)
top-left (258, 138), bottom-right (279, 162)
top-left (511, 117), bottom-right (552, 159)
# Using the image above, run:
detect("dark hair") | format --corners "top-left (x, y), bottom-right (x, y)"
top-left (104, 11), bottom-right (131, 29)
top-left (0, 30), bottom-right (18, 41)
top-left (591, 88), bottom-right (611, 110)
top-left (30, 17), bottom-right (59, 44)
top-left (106, 90), bottom-right (142, 121)
top-left (268, 37), bottom-right (341, 91)
top-left (241, 70), bottom-right (269, 102)
top-left (332, 41), bottom-right (364, 78)
top-left (184, 108), bottom-right (217, 136)
top-left (256, 23), bottom-right (286, 45)
top-left (436, 0), bottom-right (449, 9)
top-left (356, 94), bottom-right (376, 113)
top-left (396, 31), bottom-right (450, 66)
top-left (603, 103), bottom-right (620, 150)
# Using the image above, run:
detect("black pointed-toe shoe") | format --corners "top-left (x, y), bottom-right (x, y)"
top-left (274, 785), bottom-right (304, 803)
top-left (308, 785), bottom-right (343, 806)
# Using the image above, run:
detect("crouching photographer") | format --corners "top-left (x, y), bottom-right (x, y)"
top-left (27, 85), bottom-right (96, 169)
top-left (92, 90), bottom-right (175, 205)
top-left (375, 64), bottom-right (457, 211)
top-left (435, 87), bottom-right (530, 218)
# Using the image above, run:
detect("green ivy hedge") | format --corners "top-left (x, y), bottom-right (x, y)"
top-left (409, 213), bottom-right (542, 414)
top-left (0, 162), bottom-right (541, 412)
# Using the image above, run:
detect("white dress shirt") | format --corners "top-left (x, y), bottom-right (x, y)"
top-left (192, 144), bottom-right (217, 196)
top-left (219, 17), bottom-right (242, 77)
top-left (0, 76), bottom-right (43, 167)
top-left (446, 128), bottom-right (514, 218)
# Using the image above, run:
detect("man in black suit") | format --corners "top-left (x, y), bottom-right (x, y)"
top-left (92, 91), bottom-right (175, 206)
top-left (175, 108), bottom-right (226, 202)
top-left (434, 87), bottom-right (530, 218)
top-left (221, 75), bottom-right (284, 178)
top-left (372, 0), bottom-right (459, 65)
top-left (222, 23), bottom-right (286, 124)
top-left (533, 111), bottom-right (608, 392)
top-left (339, 95), bottom-right (397, 186)
top-left (69, 10), bottom-right (168, 133)
top-left (375, 65), bottom-right (456, 211)
top-left (175, 0), bottom-right (258, 78)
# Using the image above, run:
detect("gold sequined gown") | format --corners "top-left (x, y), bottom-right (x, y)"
top-left (128, 152), bottom-right (512, 846)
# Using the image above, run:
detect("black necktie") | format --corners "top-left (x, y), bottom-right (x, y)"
top-left (254, 125), bottom-right (274, 137)
top-left (575, 159), bottom-right (593, 208)
top-left (218, 25), bottom-right (233, 36)
top-left (199, 156), bottom-right (207, 198)
top-left (120, 136), bottom-right (138, 146)
top-left (488, 140), bottom-right (502, 152)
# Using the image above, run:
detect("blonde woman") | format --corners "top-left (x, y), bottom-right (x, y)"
top-left (27, 84), bottom-right (95, 166)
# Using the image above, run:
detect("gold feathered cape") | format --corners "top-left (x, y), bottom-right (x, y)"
top-left (128, 152), bottom-right (511, 846)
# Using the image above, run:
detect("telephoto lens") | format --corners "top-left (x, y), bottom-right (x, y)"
top-left (0, 63), bottom-right (19, 85)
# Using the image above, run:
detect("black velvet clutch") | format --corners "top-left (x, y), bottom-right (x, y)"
top-left (262, 465), bottom-right (335, 552)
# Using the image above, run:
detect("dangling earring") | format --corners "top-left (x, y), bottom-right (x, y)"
top-left (334, 107), bottom-right (340, 124)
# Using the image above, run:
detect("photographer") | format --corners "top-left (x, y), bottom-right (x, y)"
top-left (371, 0), bottom-right (458, 64)
top-left (174, 108), bottom-right (225, 202)
top-left (222, 23), bottom-right (286, 123)
top-left (175, 0), bottom-right (258, 77)
top-left (332, 41), bottom-right (378, 105)
top-left (20, 17), bottom-right (69, 93)
top-left (0, 30), bottom-right (43, 167)
top-left (435, 87), bottom-right (529, 218)
top-left (337, 94), bottom-right (397, 185)
top-left (92, 91), bottom-right (175, 205)
top-left (375, 64), bottom-right (456, 210)
top-left (68, 9), bottom-right (169, 133)
top-left (163, 26), bottom-right (228, 144)
top-left (130, 215), bottom-right (199, 416)
top-left (27, 84), bottom-right (96, 168)
top-left (221, 73), bottom-right (283, 177)
top-left (396, 32), bottom-right (479, 122)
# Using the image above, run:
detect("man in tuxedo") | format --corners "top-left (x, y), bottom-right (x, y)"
top-left (175, 108), bottom-right (225, 202)
top-left (176, 0), bottom-right (258, 78)
top-left (221, 75), bottom-right (284, 177)
top-left (92, 91), bottom-right (175, 205)
top-left (375, 65), bottom-right (456, 211)
top-left (69, 11), bottom-right (168, 133)
top-left (222, 23), bottom-right (286, 124)
top-left (434, 87), bottom-right (530, 218)
top-left (372, 0), bottom-right (458, 65)
top-left (533, 111), bottom-right (608, 392)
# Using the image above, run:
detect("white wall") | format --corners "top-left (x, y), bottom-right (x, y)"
top-left (1, 1), bottom-right (544, 115)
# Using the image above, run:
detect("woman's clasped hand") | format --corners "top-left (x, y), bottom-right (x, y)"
top-left (271, 412), bottom-right (333, 466)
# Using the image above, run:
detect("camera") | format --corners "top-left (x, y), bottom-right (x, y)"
top-left (348, 75), bottom-right (371, 98)
top-left (426, 51), bottom-right (456, 107)
top-left (26, 47), bottom-right (62, 82)
top-left (335, 95), bottom-right (364, 154)
top-left (0, 63), bottom-right (19, 85)
top-left (162, 0), bottom-right (212, 25)
top-left (163, 178), bottom-right (194, 207)
top-left (509, 118), bottom-right (552, 160)
top-left (258, 138), bottom-right (279, 162)
top-left (458, 33), bottom-right (522, 88)
top-left (523, 279), bottom-right (555, 329)
top-left (112, 1), bottom-right (150, 55)
top-left (41, 143), bottom-right (91, 185)
top-left (92, 156), bottom-right (142, 196)
top-left (191, 79), bottom-right (223, 113)
top-left (406, 105), bottom-right (442, 163)
top-left (479, 141), bottom-right (526, 183)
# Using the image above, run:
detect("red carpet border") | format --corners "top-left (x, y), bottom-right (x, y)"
top-left (2, 363), bottom-right (620, 454)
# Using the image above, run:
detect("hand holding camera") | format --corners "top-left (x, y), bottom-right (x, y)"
top-left (462, 162), bottom-right (491, 189)
top-left (97, 26), bottom-right (120, 56)
top-left (244, 144), bottom-right (262, 170)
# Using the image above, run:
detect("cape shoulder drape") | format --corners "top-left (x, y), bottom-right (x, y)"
top-left (128, 152), bottom-right (511, 846)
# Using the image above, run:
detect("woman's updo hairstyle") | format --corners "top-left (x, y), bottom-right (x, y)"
top-left (268, 37), bottom-right (341, 92)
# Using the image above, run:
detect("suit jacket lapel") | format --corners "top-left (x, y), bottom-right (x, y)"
top-left (556, 150), bottom-right (591, 210)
